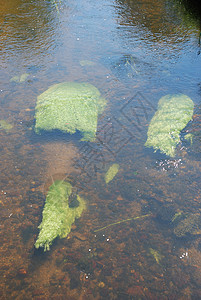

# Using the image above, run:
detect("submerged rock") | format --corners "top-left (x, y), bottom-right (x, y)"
top-left (173, 213), bottom-right (201, 237)
top-left (183, 104), bottom-right (201, 158)
top-left (34, 82), bottom-right (106, 141)
top-left (104, 163), bottom-right (119, 184)
top-left (156, 205), bottom-right (176, 223)
top-left (145, 94), bottom-right (194, 157)
top-left (0, 119), bottom-right (13, 132)
top-left (35, 180), bottom-right (86, 251)
top-left (10, 73), bottom-right (29, 83)
top-left (80, 60), bottom-right (95, 67)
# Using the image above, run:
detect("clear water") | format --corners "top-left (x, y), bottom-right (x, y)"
top-left (0, 0), bottom-right (201, 299)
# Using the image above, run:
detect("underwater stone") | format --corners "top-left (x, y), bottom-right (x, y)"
top-left (0, 120), bottom-right (13, 132)
top-left (10, 73), bottom-right (29, 83)
top-left (145, 94), bottom-right (194, 157)
top-left (80, 60), bottom-right (95, 66)
top-left (34, 82), bottom-right (106, 141)
top-left (156, 205), bottom-right (176, 223)
top-left (35, 180), bottom-right (86, 251)
top-left (105, 163), bottom-right (119, 184)
top-left (174, 214), bottom-right (201, 237)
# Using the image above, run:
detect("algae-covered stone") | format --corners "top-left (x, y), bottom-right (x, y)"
top-left (10, 73), bottom-right (29, 83)
top-left (34, 82), bottom-right (106, 141)
top-left (80, 60), bottom-right (95, 67)
top-left (105, 163), bottom-right (119, 184)
top-left (174, 214), bottom-right (201, 237)
top-left (145, 94), bottom-right (194, 157)
top-left (0, 120), bottom-right (13, 132)
top-left (35, 180), bottom-right (86, 251)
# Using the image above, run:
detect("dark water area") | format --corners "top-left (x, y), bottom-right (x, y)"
top-left (0, 0), bottom-right (201, 299)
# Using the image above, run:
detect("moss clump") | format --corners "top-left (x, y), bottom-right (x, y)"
top-left (105, 164), bottom-right (119, 184)
top-left (34, 82), bottom-right (106, 141)
top-left (0, 120), bottom-right (13, 132)
top-left (80, 60), bottom-right (95, 66)
top-left (145, 94), bottom-right (194, 157)
top-left (10, 73), bottom-right (29, 83)
top-left (149, 248), bottom-right (164, 264)
top-left (35, 180), bottom-right (86, 251)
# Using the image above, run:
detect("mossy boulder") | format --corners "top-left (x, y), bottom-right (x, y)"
top-left (10, 73), bottom-right (29, 83)
top-left (0, 120), bottom-right (13, 132)
top-left (34, 82), bottom-right (106, 141)
top-left (173, 213), bottom-right (201, 237)
top-left (145, 94), bottom-right (194, 157)
top-left (35, 180), bottom-right (86, 251)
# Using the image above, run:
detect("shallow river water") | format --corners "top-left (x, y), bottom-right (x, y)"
top-left (0, 0), bottom-right (201, 299)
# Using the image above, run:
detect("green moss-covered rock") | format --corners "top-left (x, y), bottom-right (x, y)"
top-left (0, 120), bottom-right (13, 132)
top-left (80, 60), bottom-right (95, 67)
top-left (10, 73), bottom-right (29, 83)
top-left (34, 82), bottom-right (106, 141)
top-left (35, 180), bottom-right (86, 251)
top-left (173, 213), bottom-right (201, 237)
top-left (105, 163), bottom-right (119, 184)
top-left (145, 94), bottom-right (194, 157)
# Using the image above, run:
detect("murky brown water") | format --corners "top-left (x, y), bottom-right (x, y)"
top-left (0, 0), bottom-right (201, 299)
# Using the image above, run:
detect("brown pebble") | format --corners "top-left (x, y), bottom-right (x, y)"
top-left (18, 268), bottom-right (27, 275)
top-left (117, 196), bottom-right (124, 201)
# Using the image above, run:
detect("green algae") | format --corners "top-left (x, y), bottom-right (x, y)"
top-left (94, 214), bottom-right (151, 232)
top-left (104, 163), bottom-right (119, 184)
top-left (0, 120), bottom-right (13, 132)
top-left (10, 73), bottom-right (29, 83)
top-left (184, 133), bottom-right (193, 144)
top-left (171, 211), bottom-right (183, 223)
top-left (145, 94), bottom-right (194, 157)
top-left (80, 60), bottom-right (95, 66)
top-left (35, 180), bottom-right (86, 251)
top-left (149, 248), bottom-right (164, 264)
top-left (34, 82), bottom-right (106, 141)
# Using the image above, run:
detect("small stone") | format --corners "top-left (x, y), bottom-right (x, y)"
top-left (18, 268), bottom-right (27, 275)
top-left (98, 282), bottom-right (105, 288)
